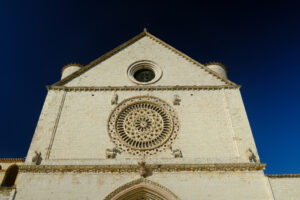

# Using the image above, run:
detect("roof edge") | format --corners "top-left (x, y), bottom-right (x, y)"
top-left (144, 32), bottom-right (237, 86)
top-left (53, 31), bottom-right (147, 86)
top-left (53, 30), bottom-right (238, 86)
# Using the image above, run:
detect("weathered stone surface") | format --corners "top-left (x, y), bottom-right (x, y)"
top-left (15, 171), bottom-right (273, 200)
top-left (268, 177), bottom-right (300, 200)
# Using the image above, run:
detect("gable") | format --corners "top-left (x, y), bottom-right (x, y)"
top-left (54, 32), bottom-right (236, 87)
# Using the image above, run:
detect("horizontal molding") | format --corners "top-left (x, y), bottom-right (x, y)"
top-left (0, 158), bottom-right (25, 163)
top-left (47, 85), bottom-right (240, 92)
top-left (266, 174), bottom-right (300, 178)
top-left (19, 163), bottom-right (265, 173)
top-left (0, 185), bottom-right (16, 191)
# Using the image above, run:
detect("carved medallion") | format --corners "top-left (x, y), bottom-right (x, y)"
top-left (108, 96), bottom-right (179, 155)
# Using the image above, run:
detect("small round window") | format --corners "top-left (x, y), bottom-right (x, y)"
top-left (127, 60), bottom-right (162, 85)
top-left (133, 68), bottom-right (155, 82)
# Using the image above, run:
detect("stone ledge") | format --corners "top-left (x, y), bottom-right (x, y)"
top-left (46, 85), bottom-right (240, 91)
top-left (0, 186), bottom-right (16, 191)
top-left (266, 174), bottom-right (300, 178)
top-left (19, 163), bottom-right (265, 173)
top-left (0, 158), bottom-right (25, 163)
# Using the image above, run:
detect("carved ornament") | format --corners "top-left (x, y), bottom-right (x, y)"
top-left (266, 174), bottom-right (300, 178)
top-left (108, 96), bottom-right (179, 156)
top-left (0, 158), bottom-right (25, 163)
top-left (47, 85), bottom-right (240, 92)
top-left (18, 163), bottom-right (266, 173)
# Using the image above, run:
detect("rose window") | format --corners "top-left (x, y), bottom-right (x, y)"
top-left (108, 96), bottom-right (179, 155)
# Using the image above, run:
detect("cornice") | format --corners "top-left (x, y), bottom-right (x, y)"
top-left (54, 32), bottom-right (147, 86)
top-left (266, 174), bottom-right (300, 178)
top-left (0, 158), bottom-right (25, 163)
top-left (46, 85), bottom-right (241, 92)
top-left (19, 163), bottom-right (265, 173)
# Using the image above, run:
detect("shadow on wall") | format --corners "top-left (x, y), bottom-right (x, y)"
top-left (1, 165), bottom-right (18, 187)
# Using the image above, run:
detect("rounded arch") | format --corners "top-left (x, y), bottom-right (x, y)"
top-left (104, 178), bottom-right (180, 200)
top-left (1, 164), bottom-right (19, 187)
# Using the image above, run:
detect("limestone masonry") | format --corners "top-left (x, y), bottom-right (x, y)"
top-left (1, 30), bottom-right (299, 200)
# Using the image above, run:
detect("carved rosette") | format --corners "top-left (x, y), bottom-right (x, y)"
top-left (108, 96), bottom-right (179, 156)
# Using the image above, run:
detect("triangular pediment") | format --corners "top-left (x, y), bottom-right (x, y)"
top-left (54, 31), bottom-right (237, 87)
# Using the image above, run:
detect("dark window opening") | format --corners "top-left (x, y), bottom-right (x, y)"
top-left (1, 165), bottom-right (18, 187)
top-left (134, 68), bottom-right (155, 82)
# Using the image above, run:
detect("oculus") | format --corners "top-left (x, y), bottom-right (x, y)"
top-left (108, 96), bottom-right (179, 155)
top-left (127, 60), bottom-right (162, 85)
top-left (133, 68), bottom-right (155, 82)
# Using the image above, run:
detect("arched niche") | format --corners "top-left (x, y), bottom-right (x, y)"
top-left (1, 164), bottom-right (19, 187)
top-left (104, 178), bottom-right (180, 200)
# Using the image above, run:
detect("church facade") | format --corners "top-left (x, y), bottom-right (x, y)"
top-left (1, 31), bottom-right (299, 199)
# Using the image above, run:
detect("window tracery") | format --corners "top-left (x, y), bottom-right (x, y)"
top-left (108, 96), bottom-right (179, 156)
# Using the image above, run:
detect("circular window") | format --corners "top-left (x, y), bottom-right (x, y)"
top-left (127, 60), bottom-right (162, 85)
top-left (133, 68), bottom-right (155, 82)
top-left (108, 96), bottom-right (179, 156)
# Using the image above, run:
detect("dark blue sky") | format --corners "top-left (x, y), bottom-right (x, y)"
top-left (0, 1), bottom-right (299, 174)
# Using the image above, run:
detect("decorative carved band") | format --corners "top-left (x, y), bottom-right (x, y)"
top-left (266, 174), bottom-right (300, 178)
top-left (19, 163), bottom-right (266, 173)
top-left (47, 85), bottom-right (240, 92)
top-left (0, 158), bottom-right (25, 163)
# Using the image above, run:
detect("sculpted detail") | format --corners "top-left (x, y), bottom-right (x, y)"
top-left (108, 96), bottom-right (179, 156)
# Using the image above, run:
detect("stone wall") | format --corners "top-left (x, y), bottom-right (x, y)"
top-left (0, 160), bottom-right (24, 200)
top-left (64, 36), bottom-right (227, 87)
top-left (0, 188), bottom-right (16, 200)
top-left (15, 171), bottom-right (273, 200)
top-left (268, 176), bottom-right (300, 200)
top-left (26, 88), bottom-right (258, 165)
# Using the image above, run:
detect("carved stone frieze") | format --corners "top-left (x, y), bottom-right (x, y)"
top-left (18, 163), bottom-right (266, 174)
top-left (0, 158), bottom-right (25, 163)
top-left (47, 85), bottom-right (240, 91)
top-left (266, 174), bottom-right (300, 178)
